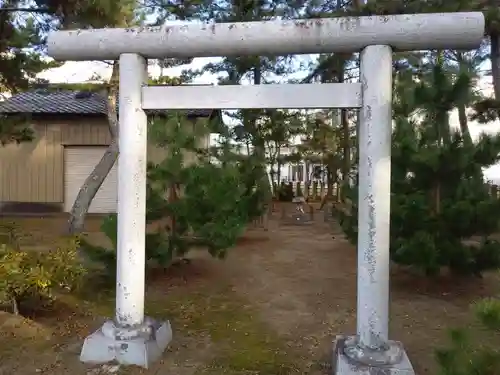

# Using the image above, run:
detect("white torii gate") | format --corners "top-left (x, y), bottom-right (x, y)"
top-left (47, 12), bottom-right (484, 374)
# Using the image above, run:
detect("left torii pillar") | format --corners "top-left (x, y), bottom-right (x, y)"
top-left (79, 53), bottom-right (172, 368)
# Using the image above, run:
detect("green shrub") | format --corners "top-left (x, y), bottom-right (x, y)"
top-left (79, 215), bottom-right (119, 285)
top-left (339, 65), bottom-right (500, 277)
top-left (82, 161), bottom-right (254, 280)
top-left (81, 112), bottom-right (271, 283)
top-left (435, 298), bottom-right (500, 375)
top-left (0, 237), bottom-right (86, 316)
top-left (80, 214), bottom-right (171, 284)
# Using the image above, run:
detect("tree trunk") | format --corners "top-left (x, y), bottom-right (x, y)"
top-left (454, 52), bottom-right (472, 146)
top-left (68, 140), bottom-right (119, 234)
top-left (268, 147), bottom-right (278, 195)
top-left (491, 34), bottom-right (500, 100)
top-left (320, 162), bottom-right (337, 209)
top-left (333, 53), bottom-right (350, 201)
top-left (458, 104), bottom-right (472, 146)
top-left (276, 149), bottom-right (282, 185)
top-left (319, 165), bottom-right (331, 210)
top-left (252, 60), bottom-right (272, 204)
top-left (305, 161), bottom-right (310, 197)
top-left (68, 62), bottom-right (119, 234)
top-left (166, 182), bottom-right (180, 244)
top-left (269, 169), bottom-right (276, 194)
top-left (433, 181), bottom-right (441, 215)
top-left (11, 296), bottom-right (19, 316)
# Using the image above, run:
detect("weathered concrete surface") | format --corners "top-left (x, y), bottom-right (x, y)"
top-left (47, 12), bottom-right (484, 60)
top-left (80, 318), bottom-right (172, 368)
top-left (333, 336), bottom-right (415, 375)
top-left (356, 45), bottom-right (392, 349)
top-left (115, 54), bottom-right (149, 327)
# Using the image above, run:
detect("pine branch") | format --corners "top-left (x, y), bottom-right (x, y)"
top-left (0, 8), bottom-right (51, 14)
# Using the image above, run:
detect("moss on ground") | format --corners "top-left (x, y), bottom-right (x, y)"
top-left (0, 280), bottom-right (300, 374)
top-left (0, 220), bottom-right (301, 374)
top-left (146, 284), bottom-right (300, 374)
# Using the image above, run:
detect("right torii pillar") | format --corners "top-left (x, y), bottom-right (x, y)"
top-left (334, 44), bottom-right (413, 375)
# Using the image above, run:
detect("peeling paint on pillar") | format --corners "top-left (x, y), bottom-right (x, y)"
top-left (356, 45), bottom-right (393, 350)
top-left (115, 54), bottom-right (148, 328)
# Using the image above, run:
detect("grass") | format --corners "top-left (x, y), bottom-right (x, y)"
top-left (0, 280), bottom-right (301, 374)
top-left (8, 212), bottom-right (500, 375)
top-left (100, 279), bottom-right (300, 374)
top-left (0, 214), bottom-right (302, 375)
top-left (145, 285), bottom-right (299, 375)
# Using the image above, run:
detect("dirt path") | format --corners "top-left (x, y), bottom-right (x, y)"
top-left (2, 213), bottom-right (500, 375)
top-left (217, 220), bottom-right (356, 374)
top-left (217, 213), bottom-right (500, 375)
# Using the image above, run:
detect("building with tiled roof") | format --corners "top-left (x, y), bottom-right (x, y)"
top-left (0, 88), bottom-right (219, 213)
top-left (0, 88), bottom-right (215, 118)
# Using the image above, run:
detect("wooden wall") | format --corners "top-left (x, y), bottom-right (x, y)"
top-left (0, 117), bottom-right (209, 202)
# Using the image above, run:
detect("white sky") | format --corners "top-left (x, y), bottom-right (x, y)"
top-left (37, 56), bottom-right (500, 183)
top-left (37, 58), bottom-right (222, 84)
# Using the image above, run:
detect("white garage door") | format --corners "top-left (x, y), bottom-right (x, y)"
top-left (64, 147), bottom-right (118, 213)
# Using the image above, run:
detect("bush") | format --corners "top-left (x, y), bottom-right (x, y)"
top-left (79, 215), bottom-right (118, 285)
top-left (339, 66), bottom-right (500, 277)
top-left (82, 162), bottom-right (254, 279)
top-left (81, 113), bottom-right (272, 281)
top-left (80, 212), bottom-right (173, 283)
top-left (0, 236), bottom-right (86, 316)
top-left (435, 298), bottom-right (500, 375)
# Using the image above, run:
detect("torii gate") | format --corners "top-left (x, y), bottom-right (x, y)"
top-left (47, 12), bottom-right (484, 374)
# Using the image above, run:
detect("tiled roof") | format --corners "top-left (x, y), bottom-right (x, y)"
top-left (0, 89), bottom-right (213, 118)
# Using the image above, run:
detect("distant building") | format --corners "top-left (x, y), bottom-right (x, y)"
top-left (0, 88), bottom-right (221, 214)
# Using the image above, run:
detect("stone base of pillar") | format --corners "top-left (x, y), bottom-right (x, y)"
top-left (80, 317), bottom-right (172, 369)
top-left (332, 335), bottom-right (415, 375)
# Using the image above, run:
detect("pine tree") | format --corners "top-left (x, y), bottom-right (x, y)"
top-left (435, 298), bottom-right (500, 375)
top-left (304, 0), bottom-right (360, 201)
top-left (0, 2), bottom-right (60, 145)
top-left (261, 109), bottom-right (303, 195)
top-left (195, 0), bottom-right (304, 206)
top-left (82, 111), bottom-right (266, 275)
top-left (348, 0), bottom-right (500, 121)
top-left (145, 112), bottom-right (251, 264)
top-left (340, 62), bottom-right (500, 277)
top-left (298, 110), bottom-right (344, 204)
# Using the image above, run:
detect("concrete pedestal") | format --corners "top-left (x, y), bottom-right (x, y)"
top-left (333, 336), bottom-right (415, 375)
top-left (80, 317), bottom-right (172, 368)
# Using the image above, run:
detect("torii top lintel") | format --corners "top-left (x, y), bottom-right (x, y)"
top-left (47, 12), bottom-right (485, 61)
